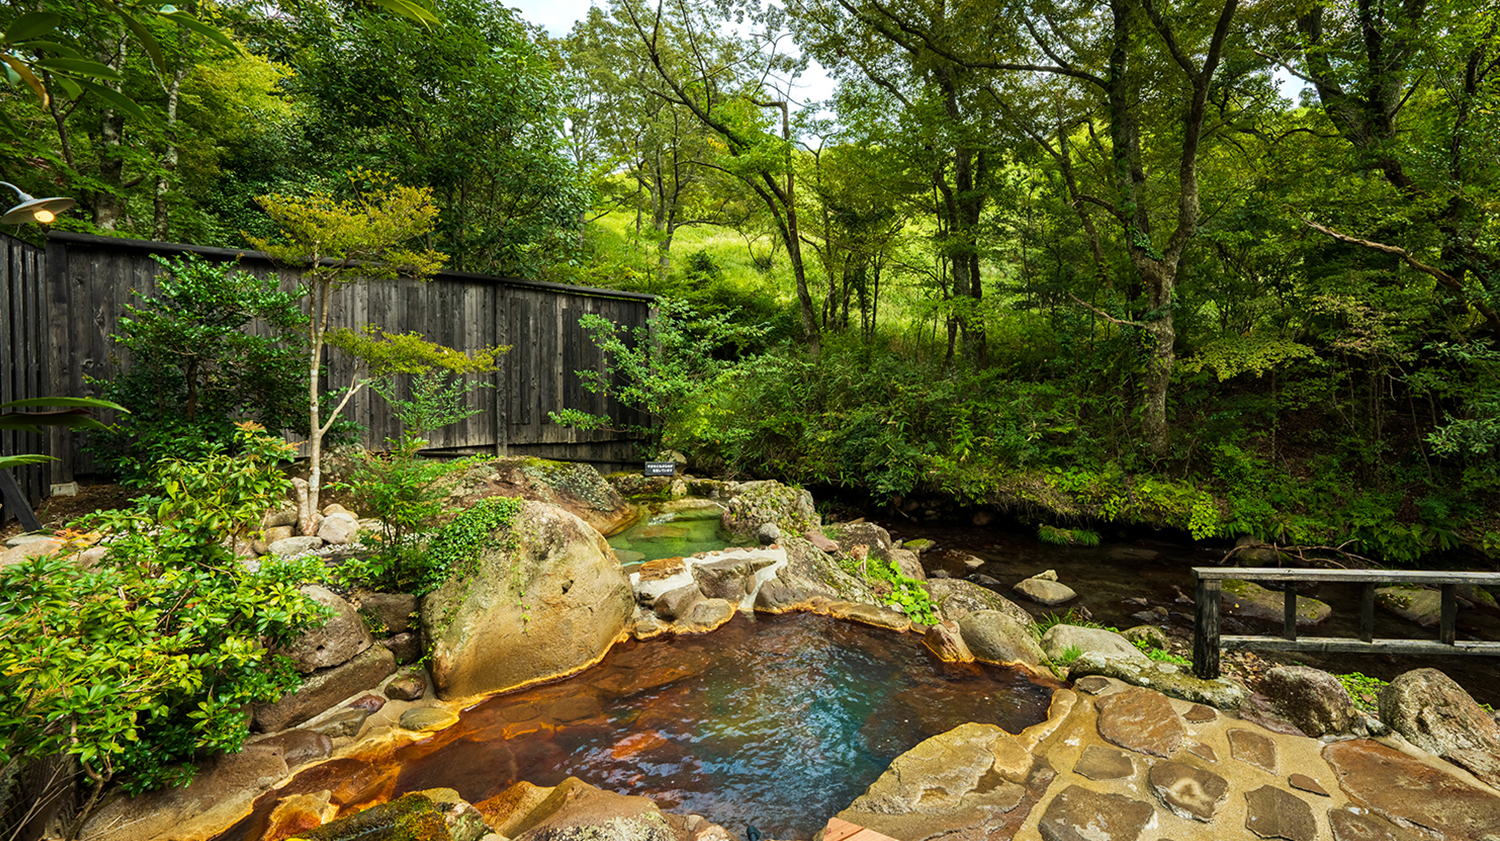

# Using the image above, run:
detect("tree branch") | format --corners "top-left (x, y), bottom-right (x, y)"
top-left (1068, 292), bottom-right (1145, 328)
top-left (1302, 217), bottom-right (1500, 334)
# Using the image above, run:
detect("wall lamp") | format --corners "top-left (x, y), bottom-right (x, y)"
top-left (1, 180), bottom-right (75, 224)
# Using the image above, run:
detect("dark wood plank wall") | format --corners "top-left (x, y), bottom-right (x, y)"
top-left (42, 231), bottom-right (655, 487)
top-left (1, 233), bottom-right (48, 524)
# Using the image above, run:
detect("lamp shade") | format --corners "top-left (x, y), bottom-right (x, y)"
top-left (0, 181), bottom-right (75, 224)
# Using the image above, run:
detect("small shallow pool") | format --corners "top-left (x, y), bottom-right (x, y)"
top-left (223, 613), bottom-right (1057, 840)
top-left (608, 502), bottom-right (731, 568)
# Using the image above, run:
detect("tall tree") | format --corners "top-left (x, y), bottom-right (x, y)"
top-left (1259, 0), bottom-right (1500, 334)
top-left (556, 6), bottom-right (748, 283)
top-left (796, 0), bottom-right (1243, 455)
top-left (250, 173), bottom-right (496, 531)
top-left (791, 0), bottom-right (1001, 360)
top-left (280, 0), bottom-right (587, 275)
top-left (616, 0), bottom-right (823, 357)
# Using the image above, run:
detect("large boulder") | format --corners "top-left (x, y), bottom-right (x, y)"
top-left (1222, 579), bottom-right (1332, 627)
top-left (1067, 653), bottom-right (1249, 709)
top-left (276, 585), bottom-right (373, 674)
top-left (1040, 625), bottom-right (1146, 664)
top-left (719, 480), bottom-right (820, 543)
top-left (478, 777), bottom-right (687, 841)
top-left (1375, 586), bottom-right (1442, 628)
top-left (358, 592), bottom-right (418, 635)
top-left (448, 457), bottom-right (635, 536)
top-left (1378, 668), bottom-right (1500, 788)
top-left (252, 645), bottom-right (397, 732)
top-left (422, 502), bottom-right (634, 700)
top-left (1013, 576), bottom-right (1077, 606)
top-left (690, 557), bottom-right (757, 602)
top-left (956, 609), bottom-right (1045, 667)
top-left (821, 523), bottom-right (923, 580)
top-left (298, 791), bottom-right (489, 841)
top-left (80, 739), bottom-right (296, 841)
top-left (754, 536), bottom-right (875, 611)
top-left (834, 723), bottom-right (1043, 841)
top-left (825, 522), bottom-right (894, 555)
top-left (1263, 665), bottom-right (1359, 737)
top-left (923, 578), bottom-right (1033, 628)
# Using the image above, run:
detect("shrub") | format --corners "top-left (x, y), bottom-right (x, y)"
top-left (550, 297), bottom-right (768, 457)
top-left (86, 254), bottom-right (308, 485)
top-left (337, 371), bottom-right (494, 592)
top-left (0, 425), bottom-right (327, 835)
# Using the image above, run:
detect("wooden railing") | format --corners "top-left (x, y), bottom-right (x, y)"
top-left (1191, 567), bottom-right (1500, 679)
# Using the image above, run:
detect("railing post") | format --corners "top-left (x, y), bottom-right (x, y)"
top-left (1441, 584), bottom-right (1457, 646)
top-left (1283, 586), bottom-right (1298, 641)
top-left (1360, 582), bottom-right (1375, 643)
top-left (1193, 574), bottom-right (1221, 680)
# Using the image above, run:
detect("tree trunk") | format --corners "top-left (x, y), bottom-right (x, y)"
top-left (152, 67), bottom-right (189, 240)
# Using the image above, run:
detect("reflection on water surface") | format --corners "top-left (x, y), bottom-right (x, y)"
top-left (225, 612), bottom-right (1057, 841)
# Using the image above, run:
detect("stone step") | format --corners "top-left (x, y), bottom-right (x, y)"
top-left (823, 817), bottom-right (901, 841)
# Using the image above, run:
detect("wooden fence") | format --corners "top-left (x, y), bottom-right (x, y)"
top-left (4, 230), bottom-right (654, 523)
top-left (1191, 567), bottom-right (1500, 679)
top-left (1, 233), bottom-right (48, 525)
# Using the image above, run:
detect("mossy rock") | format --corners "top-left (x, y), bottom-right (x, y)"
top-left (719, 480), bottom-right (820, 543)
top-left (422, 502), bottom-right (634, 699)
top-left (450, 458), bottom-right (633, 536)
top-left (606, 472), bottom-right (674, 502)
top-left (299, 792), bottom-right (487, 841)
top-left (1221, 579), bottom-right (1331, 627)
top-left (1068, 653), bottom-right (1249, 709)
top-left (1375, 585), bottom-right (1441, 628)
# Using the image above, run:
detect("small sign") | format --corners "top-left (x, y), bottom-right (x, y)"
top-left (643, 461), bottom-right (677, 477)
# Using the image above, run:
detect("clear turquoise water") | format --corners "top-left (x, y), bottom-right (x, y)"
top-left (609, 505), bottom-right (732, 567)
top-left (223, 613), bottom-right (1057, 841)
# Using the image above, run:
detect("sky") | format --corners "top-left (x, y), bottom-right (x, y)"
top-left (507, 0), bottom-right (599, 38)
top-left (505, 0), bottom-right (840, 110)
top-left (505, 1), bottom-right (1301, 118)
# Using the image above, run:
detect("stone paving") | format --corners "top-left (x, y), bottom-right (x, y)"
top-left (833, 675), bottom-right (1500, 841)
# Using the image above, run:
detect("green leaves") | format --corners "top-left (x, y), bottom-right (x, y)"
top-left (158, 8), bottom-right (241, 51)
top-left (0, 396), bottom-right (128, 434)
top-left (3, 11), bottom-right (60, 43)
top-left (368, 0), bottom-right (441, 27)
top-left (0, 452), bottom-right (323, 806)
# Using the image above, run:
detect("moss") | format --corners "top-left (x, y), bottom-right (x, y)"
top-left (1378, 592), bottom-right (1414, 610)
top-left (605, 472), bottom-right (672, 502)
top-left (301, 794), bottom-right (452, 841)
top-left (517, 458), bottom-right (615, 511)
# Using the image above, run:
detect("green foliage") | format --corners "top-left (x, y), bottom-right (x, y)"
top-left (833, 552), bottom-right (938, 625)
top-left (86, 254), bottom-right (308, 485)
top-left (0, 425), bottom-right (325, 829)
top-left (1031, 609), bottom-right (1110, 639)
top-left (335, 434), bottom-right (452, 594)
top-left (1184, 334), bottom-right (1315, 382)
top-left (251, 171), bottom-right (447, 286)
top-left (144, 422), bottom-right (300, 550)
top-left (337, 366), bottom-right (502, 594)
top-left (1336, 672), bottom-right (1387, 714)
top-left (0, 396), bottom-right (126, 470)
top-left (1135, 643), bottom-right (1191, 667)
top-left (550, 297), bottom-right (768, 453)
top-left (417, 495), bottom-right (526, 598)
top-left (371, 369), bottom-right (494, 439)
top-left (1037, 524), bottom-right (1100, 547)
top-left (277, 0), bottom-right (585, 275)
top-left (327, 327), bottom-right (504, 381)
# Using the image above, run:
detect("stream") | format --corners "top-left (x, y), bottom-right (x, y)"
top-left (889, 520), bottom-right (1500, 708)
